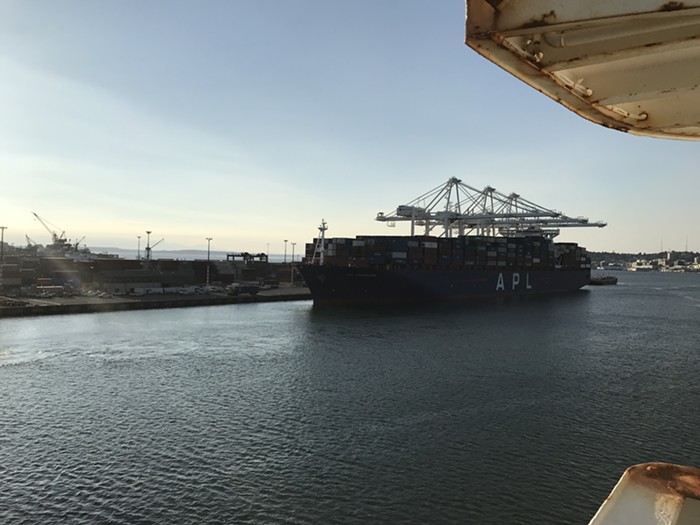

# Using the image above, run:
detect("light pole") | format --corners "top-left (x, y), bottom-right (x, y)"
top-left (283, 239), bottom-right (288, 263)
top-left (291, 242), bottom-right (296, 263)
top-left (145, 230), bottom-right (152, 261)
top-left (137, 235), bottom-right (141, 260)
top-left (0, 226), bottom-right (6, 264)
top-left (206, 237), bottom-right (212, 286)
top-left (266, 243), bottom-right (270, 260)
top-left (0, 226), bottom-right (6, 291)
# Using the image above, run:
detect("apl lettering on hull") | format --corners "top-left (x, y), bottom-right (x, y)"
top-left (496, 272), bottom-right (532, 291)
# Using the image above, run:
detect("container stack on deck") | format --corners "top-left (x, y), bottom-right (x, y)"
top-left (304, 235), bottom-right (591, 271)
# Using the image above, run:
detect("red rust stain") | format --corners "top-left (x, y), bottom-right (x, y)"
top-left (628, 462), bottom-right (700, 500)
top-left (518, 10), bottom-right (557, 29)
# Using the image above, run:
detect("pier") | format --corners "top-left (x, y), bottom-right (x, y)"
top-left (0, 284), bottom-right (310, 318)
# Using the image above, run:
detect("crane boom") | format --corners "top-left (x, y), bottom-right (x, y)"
top-left (32, 212), bottom-right (66, 244)
top-left (144, 238), bottom-right (165, 261)
top-left (376, 178), bottom-right (606, 239)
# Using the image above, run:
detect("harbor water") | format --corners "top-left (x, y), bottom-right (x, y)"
top-left (2, 271), bottom-right (700, 524)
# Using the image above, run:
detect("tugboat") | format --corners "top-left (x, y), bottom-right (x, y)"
top-left (589, 275), bottom-right (618, 286)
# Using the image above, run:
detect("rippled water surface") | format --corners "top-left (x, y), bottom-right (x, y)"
top-left (2, 272), bottom-right (700, 524)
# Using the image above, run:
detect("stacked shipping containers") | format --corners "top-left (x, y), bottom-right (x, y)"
top-left (304, 235), bottom-right (589, 271)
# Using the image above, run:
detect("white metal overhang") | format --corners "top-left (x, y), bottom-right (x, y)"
top-left (465, 1), bottom-right (700, 140)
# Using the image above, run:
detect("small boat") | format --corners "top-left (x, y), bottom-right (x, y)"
top-left (589, 275), bottom-right (618, 286)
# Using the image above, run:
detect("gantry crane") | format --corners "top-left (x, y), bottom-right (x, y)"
top-left (375, 178), bottom-right (606, 239)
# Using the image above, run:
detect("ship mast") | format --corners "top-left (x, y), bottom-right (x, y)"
top-left (375, 178), bottom-right (606, 239)
top-left (310, 219), bottom-right (327, 265)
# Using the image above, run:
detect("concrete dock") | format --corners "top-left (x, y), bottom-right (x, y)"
top-left (0, 284), bottom-right (311, 318)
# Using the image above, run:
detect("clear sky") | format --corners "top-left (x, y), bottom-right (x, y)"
top-left (1, 1), bottom-right (698, 255)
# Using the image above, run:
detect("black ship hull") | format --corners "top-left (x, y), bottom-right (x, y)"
top-left (298, 265), bottom-right (591, 306)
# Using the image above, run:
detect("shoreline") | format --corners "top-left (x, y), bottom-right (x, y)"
top-left (0, 286), bottom-right (311, 319)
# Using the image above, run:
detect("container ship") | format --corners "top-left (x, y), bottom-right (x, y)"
top-left (298, 178), bottom-right (606, 306)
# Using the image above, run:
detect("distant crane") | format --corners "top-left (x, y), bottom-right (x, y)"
top-left (32, 212), bottom-right (66, 245)
top-left (31, 212), bottom-right (77, 255)
top-left (145, 238), bottom-right (164, 261)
